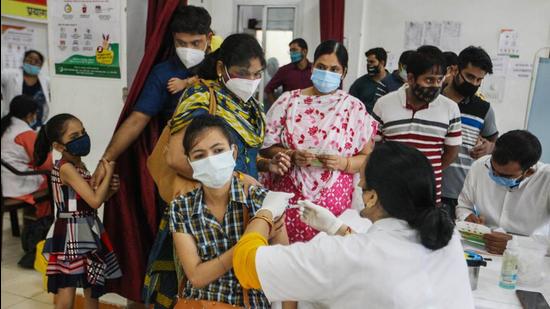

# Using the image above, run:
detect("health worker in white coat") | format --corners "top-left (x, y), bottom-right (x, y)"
top-left (233, 141), bottom-right (474, 309)
top-left (1, 50), bottom-right (50, 128)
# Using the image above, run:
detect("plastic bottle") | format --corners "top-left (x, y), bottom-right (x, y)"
top-left (499, 239), bottom-right (520, 289)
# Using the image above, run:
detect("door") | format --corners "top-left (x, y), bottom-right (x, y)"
top-left (237, 4), bottom-right (298, 109)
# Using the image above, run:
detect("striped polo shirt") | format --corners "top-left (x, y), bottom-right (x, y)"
top-left (442, 94), bottom-right (498, 199)
top-left (373, 85), bottom-right (462, 203)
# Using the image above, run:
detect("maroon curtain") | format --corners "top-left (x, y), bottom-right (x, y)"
top-left (319, 0), bottom-right (345, 42)
top-left (104, 0), bottom-right (185, 302)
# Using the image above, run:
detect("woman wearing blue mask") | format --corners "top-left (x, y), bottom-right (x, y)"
top-left (169, 114), bottom-right (295, 308)
top-left (1, 50), bottom-right (50, 129)
top-left (260, 40), bottom-right (379, 243)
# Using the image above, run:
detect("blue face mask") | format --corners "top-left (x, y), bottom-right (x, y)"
top-left (487, 169), bottom-right (523, 188)
top-left (29, 119), bottom-right (39, 130)
top-left (64, 133), bottom-right (91, 157)
top-left (290, 51), bottom-right (303, 63)
top-left (23, 63), bottom-right (41, 76)
top-left (311, 68), bottom-right (342, 93)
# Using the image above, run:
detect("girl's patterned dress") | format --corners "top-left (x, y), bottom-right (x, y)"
top-left (43, 160), bottom-right (121, 298)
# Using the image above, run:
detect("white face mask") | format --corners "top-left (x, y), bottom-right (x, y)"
top-left (189, 148), bottom-right (236, 189)
top-left (399, 67), bottom-right (408, 81)
top-left (223, 67), bottom-right (261, 102)
top-left (176, 46), bottom-right (205, 68)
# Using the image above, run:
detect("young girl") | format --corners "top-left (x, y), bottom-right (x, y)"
top-left (34, 114), bottom-right (121, 309)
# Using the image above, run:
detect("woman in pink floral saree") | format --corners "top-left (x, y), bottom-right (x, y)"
top-left (261, 40), bottom-right (378, 243)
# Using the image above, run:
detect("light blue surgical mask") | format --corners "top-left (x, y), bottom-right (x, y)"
top-left (23, 63), bottom-right (41, 76)
top-left (290, 51), bottom-right (303, 63)
top-left (310, 68), bottom-right (341, 93)
top-left (486, 163), bottom-right (523, 188)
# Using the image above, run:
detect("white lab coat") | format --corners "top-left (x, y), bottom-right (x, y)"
top-left (255, 218), bottom-right (474, 309)
top-left (1, 68), bottom-right (50, 120)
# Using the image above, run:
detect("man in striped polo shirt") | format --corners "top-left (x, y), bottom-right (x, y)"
top-left (373, 46), bottom-right (462, 204)
top-left (441, 46), bottom-right (498, 219)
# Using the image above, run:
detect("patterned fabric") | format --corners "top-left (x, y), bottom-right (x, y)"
top-left (262, 89), bottom-right (377, 243)
top-left (142, 213), bottom-right (179, 309)
top-left (263, 89), bottom-right (377, 202)
top-left (271, 172), bottom-right (354, 243)
top-left (373, 85), bottom-right (462, 204)
top-left (43, 160), bottom-right (121, 298)
top-left (170, 80), bottom-right (265, 148)
top-left (168, 175), bottom-right (270, 308)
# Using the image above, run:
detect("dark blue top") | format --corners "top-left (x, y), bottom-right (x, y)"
top-left (22, 80), bottom-right (46, 129)
top-left (382, 70), bottom-right (405, 93)
top-left (134, 57), bottom-right (191, 121)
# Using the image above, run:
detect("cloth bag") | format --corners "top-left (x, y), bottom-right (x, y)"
top-left (34, 239), bottom-right (48, 290)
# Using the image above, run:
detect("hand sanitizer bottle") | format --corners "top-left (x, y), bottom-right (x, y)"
top-left (499, 239), bottom-right (519, 289)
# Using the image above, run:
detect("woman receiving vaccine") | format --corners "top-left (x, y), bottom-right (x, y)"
top-left (169, 115), bottom-right (295, 308)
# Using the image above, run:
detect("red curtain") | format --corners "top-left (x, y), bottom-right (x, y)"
top-left (319, 0), bottom-right (345, 42)
top-left (103, 0), bottom-right (185, 302)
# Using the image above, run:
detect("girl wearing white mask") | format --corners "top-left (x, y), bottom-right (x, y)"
top-left (169, 114), bottom-right (295, 308)
top-left (260, 40), bottom-right (378, 243)
top-left (167, 33), bottom-right (291, 182)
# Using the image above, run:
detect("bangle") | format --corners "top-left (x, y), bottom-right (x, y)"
top-left (250, 214), bottom-right (274, 234)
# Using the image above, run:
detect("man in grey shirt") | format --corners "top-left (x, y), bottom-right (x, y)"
top-left (442, 46), bottom-right (498, 218)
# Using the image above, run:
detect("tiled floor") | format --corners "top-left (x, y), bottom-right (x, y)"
top-left (1, 211), bottom-right (127, 308)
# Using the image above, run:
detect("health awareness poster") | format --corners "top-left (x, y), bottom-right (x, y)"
top-left (50, 0), bottom-right (121, 78)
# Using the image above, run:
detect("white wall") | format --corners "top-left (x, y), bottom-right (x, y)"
top-left (348, 0), bottom-right (550, 134)
top-left (47, 0), bottom-right (128, 168)
top-left (126, 0), bottom-right (147, 88)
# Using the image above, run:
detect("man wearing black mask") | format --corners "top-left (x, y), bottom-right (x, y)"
top-left (441, 46), bottom-right (498, 219)
top-left (373, 45), bottom-right (462, 205)
top-left (349, 47), bottom-right (388, 113)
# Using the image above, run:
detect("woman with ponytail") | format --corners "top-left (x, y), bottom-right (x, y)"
top-left (231, 142), bottom-right (474, 308)
top-left (1, 95), bottom-right (52, 217)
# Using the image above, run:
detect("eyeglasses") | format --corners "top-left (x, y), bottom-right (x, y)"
top-left (484, 161), bottom-right (523, 180)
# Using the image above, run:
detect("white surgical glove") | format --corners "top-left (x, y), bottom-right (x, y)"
top-left (260, 191), bottom-right (294, 218)
top-left (298, 200), bottom-right (343, 235)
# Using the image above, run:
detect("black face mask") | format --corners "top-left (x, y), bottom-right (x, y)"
top-left (453, 72), bottom-right (479, 97)
top-left (413, 84), bottom-right (441, 103)
top-left (367, 65), bottom-right (380, 76)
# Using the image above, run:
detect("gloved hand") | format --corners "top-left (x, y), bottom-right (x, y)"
top-left (260, 191), bottom-right (295, 219)
top-left (298, 200), bottom-right (343, 235)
